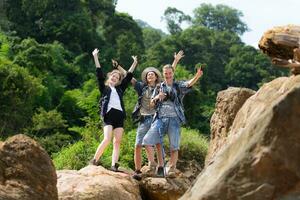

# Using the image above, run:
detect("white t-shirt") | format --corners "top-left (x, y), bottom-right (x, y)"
top-left (107, 86), bottom-right (123, 112)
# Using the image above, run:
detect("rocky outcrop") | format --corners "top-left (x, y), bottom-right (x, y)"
top-left (140, 160), bottom-right (201, 200)
top-left (57, 165), bottom-right (141, 200)
top-left (207, 87), bottom-right (255, 165)
top-left (0, 134), bottom-right (58, 200)
top-left (258, 25), bottom-right (300, 75)
top-left (57, 160), bottom-right (200, 200)
top-left (141, 177), bottom-right (189, 200)
top-left (181, 75), bottom-right (300, 200)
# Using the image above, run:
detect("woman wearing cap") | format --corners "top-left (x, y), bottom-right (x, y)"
top-left (115, 51), bottom-right (184, 179)
top-left (90, 48), bottom-right (137, 172)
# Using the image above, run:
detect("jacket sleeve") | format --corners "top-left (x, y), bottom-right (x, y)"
top-left (96, 68), bottom-right (105, 93)
top-left (134, 81), bottom-right (144, 96)
top-left (120, 72), bottom-right (133, 92)
top-left (177, 80), bottom-right (192, 96)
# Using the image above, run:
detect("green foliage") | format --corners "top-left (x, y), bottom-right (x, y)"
top-left (57, 89), bottom-right (87, 126)
top-left (163, 7), bottom-right (191, 35)
top-left (35, 132), bottom-right (73, 156)
top-left (28, 108), bottom-right (67, 136)
top-left (142, 27), bottom-right (165, 49)
top-left (103, 13), bottom-right (144, 68)
top-left (193, 3), bottom-right (248, 35)
top-left (12, 38), bottom-right (84, 108)
top-left (0, 59), bottom-right (42, 137)
top-left (0, 32), bottom-right (11, 59)
top-left (53, 125), bottom-right (137, 170)
top-left (123, 87), bottom-right (138, 131)
top-left (164, 128), bottom-right (209, 166)
top-left (74, 78), bottom-right (101, 120)
top-left (4, 0), bottom-right (105, 53)
top-left (225, 45), bottom-right (287, 90)
top-left (53, 139), bottom-right (98, 170)
top-left (178, 128), bottom-right (209, 166)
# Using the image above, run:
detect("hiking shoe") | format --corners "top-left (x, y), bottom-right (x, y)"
top-left (110, 163), bottom-right (120, 172)
top-left (89, 158), bottom-right (100, 166)
top-left (132, 170), bottom-right (142, 181)
top-left (156, 166), bottom-right (165, 177)
top-left (167, 166), bottom-right (176, 178)
top-left (149, 162), bottom-right (157, 173)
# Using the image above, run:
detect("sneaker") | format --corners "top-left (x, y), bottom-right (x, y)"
top-left (89, 158), bottom-right (100, 166)
top-left (148, 162), bottom-right (157, 175)
top-left (132, 170), bottom-right (142, 181)
top-left (156, 166), bottom-right (165, 177)
top-left (167, 166), bottom-right (176, 178)
top-left (110, 163), bottom-right (120, 172)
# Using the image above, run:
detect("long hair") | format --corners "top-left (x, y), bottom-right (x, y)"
top-left (105, 69), bottom-right (123, 86)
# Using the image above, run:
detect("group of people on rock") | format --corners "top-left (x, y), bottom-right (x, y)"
top-left (89, 48), bottom-right (203, 180)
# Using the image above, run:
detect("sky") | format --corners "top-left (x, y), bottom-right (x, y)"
top-left (116, 0), bottom-right (300, 48)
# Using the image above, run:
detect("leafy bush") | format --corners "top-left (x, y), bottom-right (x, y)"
top-left (53, 126), bottom-right (208, 170)
top-left (53, 139), bottom-right (98, 170)
top-left (163, 127), bottom-right (209, 167)
top-left (35, 132), bottom-right (73, 156)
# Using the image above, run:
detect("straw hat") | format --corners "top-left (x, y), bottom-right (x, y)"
top-left (141, 67), bottom-right (162, 84)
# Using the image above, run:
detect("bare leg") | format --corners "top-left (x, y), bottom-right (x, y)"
top-left (112, 127), bottom-right (124, 166)
top-left (169, 150), bottom-right (178, 168)
top-left (145, 145), bottom-right (156, 165)
top-left (134, 145), bottom-right (143, 170)
top-left (156, 143), bottom-right (164, 167)
top-left (93, 125), bottom-right (113, 161)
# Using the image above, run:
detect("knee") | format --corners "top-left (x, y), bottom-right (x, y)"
top-left (114, 138), bottom-right (122, 145)
top-left (102, 137), bottom-right (111, 145)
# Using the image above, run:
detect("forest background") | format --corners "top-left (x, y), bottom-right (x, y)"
top-left (0, 0), bottom-right (287, 169)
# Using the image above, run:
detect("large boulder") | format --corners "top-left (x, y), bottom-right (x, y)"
top-left (258, 24), bottom-right (300, 60)
top-left (0, 134), bottom-right (58, 200)
top-left (57, 165), bottom-right (141, 200)
top-left (180, 75), bottom-right (300, 200)
top-left (258, 25), bottom-right (300, 75)
top-left (206, 87), bottom-right (255, 165)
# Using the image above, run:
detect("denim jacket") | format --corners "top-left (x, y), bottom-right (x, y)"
top-left (96, 68), bottom-right (133, 118)
top-left (155, 80), bottom-right (191, 124)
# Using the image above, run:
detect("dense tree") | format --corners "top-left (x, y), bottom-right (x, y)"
top-left (192, 3), bottom-right (248, 35)
top-left (28, 108), bottom-right (68, 136)
top-left (142, 27), bottom-right (165, 49)
top-left (225, 45), bottom-right (287, 89)
top-left (163, 7), bottom-right (191, 35)
top-left (3, 0), bottom-right (112, 53)
top-left (103, 13), bottom-right (145, 68)
top-left (0, 59), bottom-right (42, 137)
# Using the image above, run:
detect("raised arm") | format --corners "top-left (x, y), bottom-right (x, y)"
top-left (171, 50), bottom-right (184, 71)
top-left (187, 66), bottom-right (203, 87)
top-left (92, 48), bottom-right (101, 68)
top-left (92, 48), bottom-right (105, 92)
top-left (128, 55), bottom-right (138, 73)
top-left (112, 59), bottom-right (137, 86)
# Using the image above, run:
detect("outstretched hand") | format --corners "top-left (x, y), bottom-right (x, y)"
top-left (174, 50), bottom-right (184, 61)
top-left (112, 59), bottom-right (119, 69)
top-left (132, 55), bottom-right (138, 65)
top-left (196, 65), bottom-right (204, 77)
top-left (92, 48), bottom-right (99, 57)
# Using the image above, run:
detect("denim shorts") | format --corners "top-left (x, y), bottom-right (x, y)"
top-left (142, 117), bottom-right (181, 150)
top-left (135, 115), bottom-right (153, 146)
